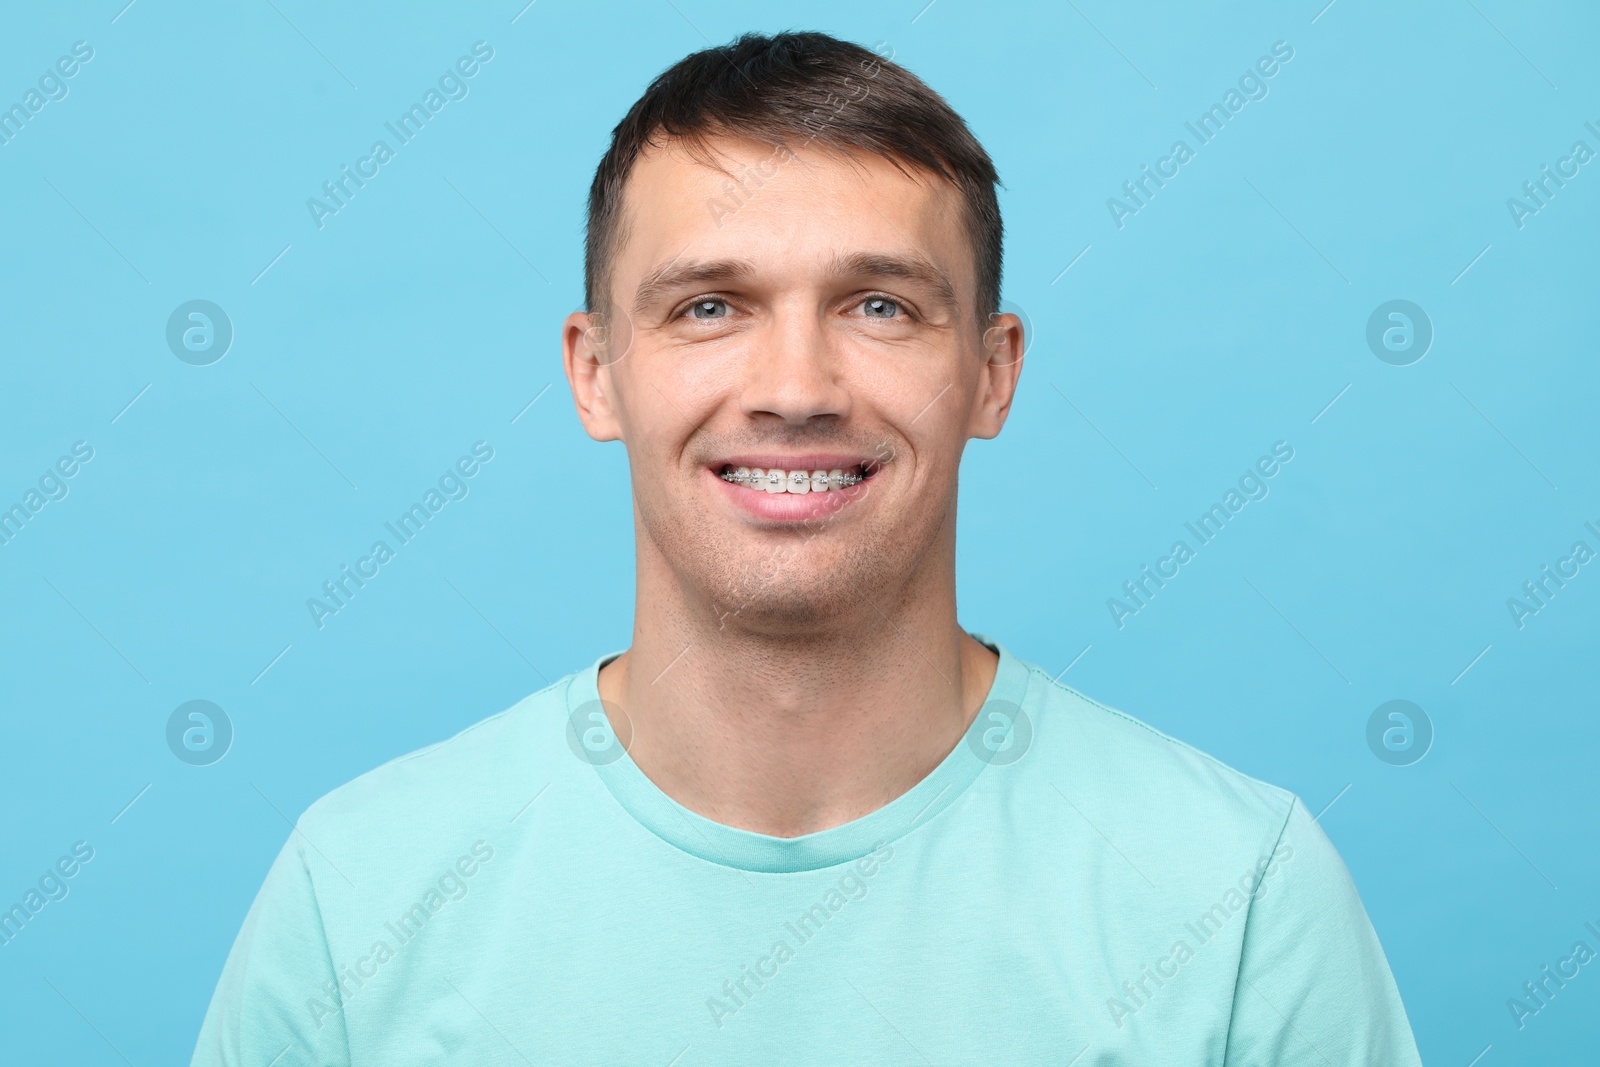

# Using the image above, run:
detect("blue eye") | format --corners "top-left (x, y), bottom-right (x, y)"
top-left (686, 299), bottom-right (728, 319)
top-left (863, 297), bottom-right (900, 318)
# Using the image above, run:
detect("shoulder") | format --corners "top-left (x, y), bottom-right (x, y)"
top-left (1015, 659), bottom-right (1301, 861)
top-left (293, 671), bottom-right (577, 849)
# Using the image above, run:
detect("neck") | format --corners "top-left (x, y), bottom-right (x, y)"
top-left (597, 524), bottom-right (998, 839)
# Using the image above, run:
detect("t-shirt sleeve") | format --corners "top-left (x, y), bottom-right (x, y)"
top-left (1222, 795), bottom-right (1423, 1067)
top-left (190, 825), bottom-right (352, 1067)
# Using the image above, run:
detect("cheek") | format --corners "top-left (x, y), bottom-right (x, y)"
top-left (625, 342), bottom-right (730, 417)
top-left (674, 359), bottom-right (741, 413)
top-left (852, 357), bottom-right (937, 424)
top-left (610, 384), bottom-right (678, 490)
top-left (896, 375), bottom-right (974, 449)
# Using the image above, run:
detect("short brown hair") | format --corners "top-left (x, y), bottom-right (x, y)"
top-left (584, 31), bottom-right (1003, 322)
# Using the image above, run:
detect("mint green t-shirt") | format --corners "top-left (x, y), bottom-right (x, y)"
top-left (192, 635), bottom-right (1423, 1065)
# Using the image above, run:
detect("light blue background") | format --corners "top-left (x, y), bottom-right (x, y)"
top-left (1, 0), bottom-right (1596, 1062)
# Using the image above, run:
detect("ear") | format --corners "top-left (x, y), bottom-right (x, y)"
top-left (968, 311), bottom-right (1025, 440)
top-left (562, 309), bottom-right (623, 443)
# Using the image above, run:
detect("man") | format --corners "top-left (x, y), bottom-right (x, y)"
top-left (193, 31), bottom-right (1424, 1065)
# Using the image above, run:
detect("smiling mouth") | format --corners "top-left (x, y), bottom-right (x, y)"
top-left (717, 462), bottom-right (878, 494)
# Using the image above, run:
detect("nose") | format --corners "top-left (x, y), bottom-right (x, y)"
top-left (738, 303), bottom-right (852, 425)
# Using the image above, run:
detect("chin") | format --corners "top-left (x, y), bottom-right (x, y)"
top-left (705, 556), bottom-right (876, 634)
top-left (641, 492), bottom-right (941, 632)
top-left (713, 591), bottom-right (860, 635)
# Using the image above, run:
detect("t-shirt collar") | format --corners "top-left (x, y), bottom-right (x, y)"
top-left (563, 631), bottom-right (1032, 873)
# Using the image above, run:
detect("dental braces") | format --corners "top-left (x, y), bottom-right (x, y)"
top-left (720, 466), bottom-right (866, 490)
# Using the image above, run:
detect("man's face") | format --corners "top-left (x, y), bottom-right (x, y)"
top-left (563, 134), bottom-right (1022, 633)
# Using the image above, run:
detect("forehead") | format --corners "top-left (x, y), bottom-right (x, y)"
top-left (612, 133), bottom-right (973, 305)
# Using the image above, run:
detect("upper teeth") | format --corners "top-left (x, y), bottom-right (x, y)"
top-left (721, 466), bottom-right (864, 493)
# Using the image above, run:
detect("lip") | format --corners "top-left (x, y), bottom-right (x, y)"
top-left (705, 465), bottom-right (878, 524)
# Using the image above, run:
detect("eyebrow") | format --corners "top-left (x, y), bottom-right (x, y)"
top-left (631, 251), bottom-right (960, 318)
top-left (633, 257), bottom-right (757, 314)
top-left (832, 252), bottom-right (959, 317)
